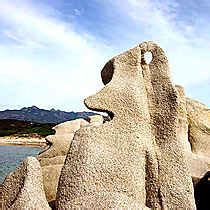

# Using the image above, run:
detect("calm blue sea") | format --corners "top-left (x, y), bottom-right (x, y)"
top-left (0, 145), bottom-right (42, 183)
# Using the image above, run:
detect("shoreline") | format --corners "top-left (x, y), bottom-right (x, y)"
top-left (0, 136), bottom-right (47, 148)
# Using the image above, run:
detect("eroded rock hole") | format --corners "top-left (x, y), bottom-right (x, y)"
top-left (144, 51), bottom-right (153, 64)
top-left (101, 60), bottom-right (114, 85)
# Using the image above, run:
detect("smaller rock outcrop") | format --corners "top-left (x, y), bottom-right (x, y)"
top-left (2, 157), bottom-right (50, 209)
top-left (174, 87), bottom-right (210, 187)
top-left (187, 98), bottom-right (210, 157)
top-left (37, 117), bottom-right (100, 205)
top-left (185, 98), bottom-right (210, 182)
top-left (38, 119), bottom-right (89, 161)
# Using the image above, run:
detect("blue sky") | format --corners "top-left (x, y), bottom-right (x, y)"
top-left (0, 0), bottom-right (210, 111)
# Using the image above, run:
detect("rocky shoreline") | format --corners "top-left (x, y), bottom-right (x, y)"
top-left (0, 136), bottom-right (47, 147)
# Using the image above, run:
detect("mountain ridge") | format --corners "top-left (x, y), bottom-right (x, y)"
top-left (0, 106), bottom-right (95, 124)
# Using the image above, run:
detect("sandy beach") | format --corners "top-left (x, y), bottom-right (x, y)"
top-left (0, 136), bottom-right (47, 147)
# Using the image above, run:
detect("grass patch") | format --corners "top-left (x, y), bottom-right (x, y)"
top-left (0, 119), bottom-right (56, 137)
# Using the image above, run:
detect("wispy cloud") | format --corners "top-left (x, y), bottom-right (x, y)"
top-left (0, 0), bottom-right (112, 111)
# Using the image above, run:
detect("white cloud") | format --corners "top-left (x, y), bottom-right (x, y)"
top-left (0, 0), bottom-right (112, 111)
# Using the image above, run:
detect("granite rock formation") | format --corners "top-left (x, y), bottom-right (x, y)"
top-left (37, 118), bottom-right (91, 204)
top-left (2, 157), bottom-right (50, 209)
top-left (56, 41), bottom-right (195, 209)
top-left (174, 85), bottom-right (210, 209)
top-left (187, 98), bottom-right (210, 157)
top-left (186, 98), bottom-right (210, 181)
top-left (174, 86), bottom-right (210, 182)
top-left (3, 41), bottom-right (210, 209)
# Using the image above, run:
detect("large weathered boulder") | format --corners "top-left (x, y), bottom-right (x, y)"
top-left (56, 41), bottom-right (195, 209)
top-left (37, 119), bottom-right (90, 204)
top-left (187, 98), bottom-right (210, 157)
top-left (2, 157), bottom-right (50, 209)
top-left (38, 134), bottom-right (75, 159)
top-left (175, 86), bottom-right (210, 203)
top-left (184, 98), bottom-right (210, 182)
top-left (38, 119), bottom-right (89, 160)
top-left (52, 119), bottom-right (89, 135)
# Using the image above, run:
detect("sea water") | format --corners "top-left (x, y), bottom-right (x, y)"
top-left (0, 145), bottom-right (42, 183)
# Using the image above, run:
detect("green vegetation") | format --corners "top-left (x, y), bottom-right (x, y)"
top-left (0, 119), bottom-right (56, 137)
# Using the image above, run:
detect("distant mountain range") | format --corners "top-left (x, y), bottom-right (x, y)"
top-left (0, 106), bottom-right (95, 124)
